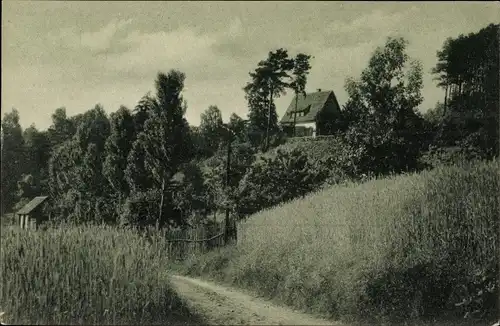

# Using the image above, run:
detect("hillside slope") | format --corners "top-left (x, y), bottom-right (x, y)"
top-left (180, 159), bottom-right (499, 323)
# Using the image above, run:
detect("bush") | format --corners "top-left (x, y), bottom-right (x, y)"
top-left (236, 148), bottom-right (328, 218)
top-left (419, 145), bottom-right (487, 169)
top-left (0, 224), bottom-right (202, 325)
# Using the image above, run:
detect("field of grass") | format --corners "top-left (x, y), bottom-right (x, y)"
top-left (0, 224), bottom-right (204, 325)
top-left (181, 159), bottom-right (499, 323)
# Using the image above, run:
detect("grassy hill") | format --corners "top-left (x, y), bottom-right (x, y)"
top-left (180, 159), bottom-right (499, 323)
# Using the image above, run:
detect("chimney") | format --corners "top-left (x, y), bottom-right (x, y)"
top-left (317, 88), bottom-right (322, 92)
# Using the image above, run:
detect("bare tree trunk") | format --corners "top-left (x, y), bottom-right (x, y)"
top-left (443, 84), bottom-right (449, 119)
top-left (157, 175), bottom-right (165, 231)
top-left (292, 93), bottom-right (299, 137)
top-left (223, 136), bottom-right (233, 244)
top-left (265, 86), bottom-right (274, 152)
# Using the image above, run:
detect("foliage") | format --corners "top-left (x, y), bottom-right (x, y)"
top-left (341, 37), bottom-right (426, 175)
top-left (47, 105), bottom-right (113, 223)
top-left (431, 23), bottom-right (499, 158)
top-left (172, 163), bottom-right (208, 227)
top-left (47, 107), bottom-right (78, 149)
top-left (1, 109), bottom-right (25, 214)
top-left (0, 225), bottom-right (203, 325)
top-left (236, 148), bottom-right (328, 218)
top-left (103, 106), bottom-right (136, 198)
top-left (14, 174), bottom-right (41, 211)
top-left (244, 49), bottom-right (296, 150)
top-left (125, 70), bottom-right (194, 229)
top-left (419, 145), bottom-right (486, 169)
top-left (201, 141), bottom-right (256, 217)
top-left (227, 113), bottom-right (248, 143)
top-left (22, 124), bottom-right (51, 186)
top-left (289, 53), bottom-right (313, 135)
top-left (199, 105), bottom-right (225, 155)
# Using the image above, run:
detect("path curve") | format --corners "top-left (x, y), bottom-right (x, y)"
top-left (169, 274), bottom-right (341, 326)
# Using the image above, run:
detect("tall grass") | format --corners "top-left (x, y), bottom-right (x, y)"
top-left (182, 159), bottom-right (499, 322)
top-left (0, 224), bottom-right (203, 325)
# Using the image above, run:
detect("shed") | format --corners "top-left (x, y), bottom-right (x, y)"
top-left (16, 196), bottom-right (50, 230)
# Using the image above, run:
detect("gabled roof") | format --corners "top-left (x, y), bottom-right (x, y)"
top-left (16, 196), bottom-right (49, 215)
top-left (280, 90), bottom-right (335, 124)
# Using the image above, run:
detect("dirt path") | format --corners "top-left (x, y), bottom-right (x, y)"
top-left (169, 274), bottom-right (341, 325)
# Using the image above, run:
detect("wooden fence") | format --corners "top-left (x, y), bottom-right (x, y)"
top-left (164, 221), bottom-right (228, 261)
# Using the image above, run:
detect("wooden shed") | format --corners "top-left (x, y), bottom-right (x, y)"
top-left (16, 196), bottom-right (50, 230)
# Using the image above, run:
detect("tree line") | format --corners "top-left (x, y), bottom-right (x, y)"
top-left (1, 23), bottom-right (498, 229)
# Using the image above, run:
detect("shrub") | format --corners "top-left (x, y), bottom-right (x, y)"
top-left (236, 148), bottom-right (328, 218)
top-left (419, 145), bottom-right (486, 169)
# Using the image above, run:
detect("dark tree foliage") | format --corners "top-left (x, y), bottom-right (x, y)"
top-left (123, 70), bottom-right (194, 229)
top-left (341, 37), bottom-right (426, 175)
top-left (104, 106), bottom-right (136, 198)
top-left (1, 109), bottom-right (25, 214)
top-left (244, 49), bottom-right (295, 150)
top-left (236, 149), bottom-right (327, 218)
top-left (431, 23), bottom-right (499, 158)
top-left (199, 105), bottom-right (225, 156)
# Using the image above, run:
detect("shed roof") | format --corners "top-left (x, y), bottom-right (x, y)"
top-left (280, 90), bottom-right (335, 124)
top-left (16, 196), bottom-right (49, 215)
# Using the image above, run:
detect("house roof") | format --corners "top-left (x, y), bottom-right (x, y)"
top-left (16, 196), bottom-right (49, 215)
top-left (280, 90), bottom-right (335, 124)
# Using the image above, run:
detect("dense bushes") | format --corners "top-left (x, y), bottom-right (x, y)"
top-left (236, 148), bottom-right (328, 218)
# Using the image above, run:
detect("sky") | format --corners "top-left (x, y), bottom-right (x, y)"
top-left (2, 1), bottom-right (499, 130)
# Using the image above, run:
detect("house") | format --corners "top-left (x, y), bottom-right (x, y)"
top-left (280, 89), bottom-right (341, 137)
top-left (16, 196), bottom-right (50, 230)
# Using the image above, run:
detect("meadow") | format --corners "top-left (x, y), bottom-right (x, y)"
top-left (0, 224), bottom-right (204, 325)
top-left (181, 159), bottom-right (499, 323)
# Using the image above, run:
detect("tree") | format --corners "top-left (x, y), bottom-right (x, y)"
top-left (22, 124), bottom-right (51, 193)
top-left (133, 92), bottom-right (155, 134)
top-left (1, 109), bottom-right (25, 214)
top-left (103, 106), bottom-right (136, 199)
top-left (199, 105), bottom-right (224, 155)
top-left (47, 107), bottom-right (78, 150)
top-left (289, 53), bottom-right (312, 136)
top-left (431, 23), bottom-right (499, 157)
top-left (244, 49), bottom-right (295, 151)
top-left (342, 37), bottom-right (425, 174)
top-left (127, 70), bottom-right (194, 229)
top-left (171, 162), bottom-right (207, 226)
top-left (14, 174), bottom-right (40, 211)
top-left (48, 104), bottom-right (112, 223)
top-left (227, 113), bottom-right (247, 142)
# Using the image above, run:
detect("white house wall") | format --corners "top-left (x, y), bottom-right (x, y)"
top-left (295, 121), bottom-right (317, 137)
top-left (295, 122), bottom-right (316, 129)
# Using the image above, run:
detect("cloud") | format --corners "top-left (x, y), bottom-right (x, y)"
top-left (48, 18), bottom-right (133, 52)
top-left (326, 7), bottom-right (419, 36)
top-left (102, 23), bottom-right (255, 85)
top-left (80, 18), bottom-right (133, 51)
top-left (106, 28), bottom-right (217, 74)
